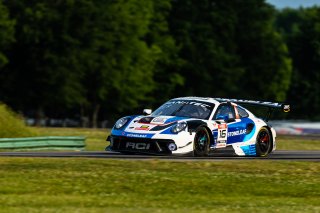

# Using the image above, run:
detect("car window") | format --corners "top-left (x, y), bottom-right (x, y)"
top-left (237, 106), bottom-right (249, 118)
top-left (152, 100), bottom-right (214, 119)
top-left (213, 105), bottom-right (235, 121)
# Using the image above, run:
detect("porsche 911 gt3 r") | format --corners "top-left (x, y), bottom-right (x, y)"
top-left (106, 97), bottom-right (290, 157)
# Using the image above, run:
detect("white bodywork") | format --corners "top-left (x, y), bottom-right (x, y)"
top-left (108, 97), bottom-right (278, 156)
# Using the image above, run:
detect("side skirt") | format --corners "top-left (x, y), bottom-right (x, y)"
top-left (209, 146), bottom-right (238, 157)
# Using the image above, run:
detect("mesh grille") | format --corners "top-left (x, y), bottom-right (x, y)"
top-left (110, 136), bottom-right (174, 154)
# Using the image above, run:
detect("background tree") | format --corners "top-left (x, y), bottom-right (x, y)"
top-left (169, 0), bottom-right (292, 101)
top-left (0, 0), bottom-right (318, 125)
top-left (145, 0), bottom-right (184, 107)
top-left (169, 0), bottom-right (244, 97)
top-left (2, 1), bottom-right (85, 125)
top-left (3, 0), bottom-right (160, 127)
top-left (234, 0), bottom-right (292, 101)
top-left (0, 0), bottom-right (15, 104)
top-left (0, 0), bottom-right (14, 69)
top-left (100, 0), bottom-right (157, 125)
top-left (276, 7), bottom-right (320, 119)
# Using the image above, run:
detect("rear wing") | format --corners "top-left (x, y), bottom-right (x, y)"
top-left (215, 98), bottom-right (290, 121)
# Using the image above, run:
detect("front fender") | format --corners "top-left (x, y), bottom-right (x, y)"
top-left (187, 120), bottom-right (207, 132)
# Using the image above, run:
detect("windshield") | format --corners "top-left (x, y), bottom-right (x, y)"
top-left (152, 100), bottom-right (214, 119)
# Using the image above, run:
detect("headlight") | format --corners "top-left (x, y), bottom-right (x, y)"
top-left (115, 117), bottom-right (130, 129)
top-left (171, 122), bottom-right (187, 133)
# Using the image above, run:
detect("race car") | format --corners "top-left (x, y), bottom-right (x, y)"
top-left (106, 97), bottom-right (290, 157)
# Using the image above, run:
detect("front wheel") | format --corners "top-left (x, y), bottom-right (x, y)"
top-left (256, 127), bottom-right (272, 157)
top-left (193, 126), bottom-right (210, 157)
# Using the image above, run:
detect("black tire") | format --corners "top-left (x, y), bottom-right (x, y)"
top-left (256, 127), bottom-right (272, 157)
top-left (193, 126), bottom-right (211, 157)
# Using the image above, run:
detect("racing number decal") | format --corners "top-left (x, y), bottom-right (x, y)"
top-left (219, 129), bottom-right (226, 138)
top-left (217, 123), bottom-right (227, 148)
top-left (217, 124), bottom-right (227, 141)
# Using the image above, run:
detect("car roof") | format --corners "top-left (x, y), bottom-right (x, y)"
top-left (171, 97), bottom-right (221, 105)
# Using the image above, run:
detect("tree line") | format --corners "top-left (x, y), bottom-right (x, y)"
top-left (0, 0), bottom-right (319, 127)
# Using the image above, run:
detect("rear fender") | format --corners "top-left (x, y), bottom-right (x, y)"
top-left (264, 125), bottom-right (275, 152)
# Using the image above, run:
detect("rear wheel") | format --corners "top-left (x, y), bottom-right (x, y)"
top-left (256, 127), bottom-right (272, 157)
top-left (193, 127), bottom-right (210, 157)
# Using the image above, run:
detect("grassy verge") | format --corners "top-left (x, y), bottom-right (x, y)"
top-left (0, 104), bottom-right (37, 138)
top-left (276, 136), bottom-right (320, 150)
top-left (34, 127), bottom-right (320, 151)
top-left (0, 158), bottom-right (319, 213)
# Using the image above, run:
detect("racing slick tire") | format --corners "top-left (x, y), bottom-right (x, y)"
top-left (255, 127), bottom-right (272, 157)
top-left (193, 126), bottom-right (211, 157)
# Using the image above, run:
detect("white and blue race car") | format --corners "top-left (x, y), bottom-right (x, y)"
top-left (106, 97), bottom-right (290, 157)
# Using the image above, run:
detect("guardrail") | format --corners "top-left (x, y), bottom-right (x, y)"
top-left (0, 136), bottom-right (86, 150)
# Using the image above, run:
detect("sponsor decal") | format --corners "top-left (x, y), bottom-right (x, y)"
top-left (216, 98), bottom-right (283, 107)
top-left (126, 142), bottom-right (150, 150)
top-left (218, 124), bottom-right (227, 129)
top-left (169, 101), bottom-right (211, 109)
top-left (126, 133), bottom-right (148, 138)
top-left (151, 117), bottom-right (167, 124)
top-left (228, 129), bottom-right (246, 137)
top-left (216, 142), bottom-right (227, 148)
top-left (135, 125), bottom-right (150, 131)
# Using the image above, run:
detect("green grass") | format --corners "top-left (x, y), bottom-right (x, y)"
top-left (1, 128), bottom-right (319, 212)
top-left (34, 127), bottom-right (320, 151)
top-left (0, 158), bottom-right (319, 213)
top-left (276, 136), bottom-right (320, 150)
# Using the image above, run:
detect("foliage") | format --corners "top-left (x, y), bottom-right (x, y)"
top-left (169, 0), bottom-right (292, 101)
top-left (169, 0), bottom-right (244, 97)
top-left (2, 0), bottom-right (168, 126)
top-left (1, 0), bottom-right (85, 120)
top-left (0, 0), bottom-right (14, 68)
top-left (101, 0), bottom-right (157, 116)
top-left (0, 158), bottom-right (319, 212)
top-left (146, 0), bottom-right (184, 106)
top-left (276, 7), bottom-right (320, 119)
top-left (233, 0), bottom-right (292, 101)
top-left (0, 103), bottom-right (36, 138)
top-left (0, 1), bottom-right (318, 124)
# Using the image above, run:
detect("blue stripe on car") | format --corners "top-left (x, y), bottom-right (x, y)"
top-left (240, 144), bottom-right (256, 156)
top-left (160, 127), bottom-right (176, 135)
top-left (211, 118), bottom-right (256, 145)
top-left (165, 116), bottom-right (186, 123)
top-left (111, 129), bottom-right (155, 138)
top-left (227, 118), bottom-right (255, 144)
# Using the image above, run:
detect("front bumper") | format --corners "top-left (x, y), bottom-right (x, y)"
top-left (107, 135), bottom-right (177, 155)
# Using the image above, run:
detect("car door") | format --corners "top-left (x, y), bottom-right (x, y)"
top-left (213, 103), bottom-right (245, 145)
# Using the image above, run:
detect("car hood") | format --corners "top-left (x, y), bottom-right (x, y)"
top-left (123, 115), bottom-right (188, 133)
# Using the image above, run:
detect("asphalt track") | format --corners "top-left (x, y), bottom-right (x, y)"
top-left (0, 150), bottom-right (319, 161)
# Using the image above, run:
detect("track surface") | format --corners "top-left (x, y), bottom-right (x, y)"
top-left (0, 150), bottom-right (319, 161)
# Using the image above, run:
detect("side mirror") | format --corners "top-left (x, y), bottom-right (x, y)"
top-left (143, 109), bottom-right (152, 115)
top-left (227, 118), bottom-right (235, 123)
